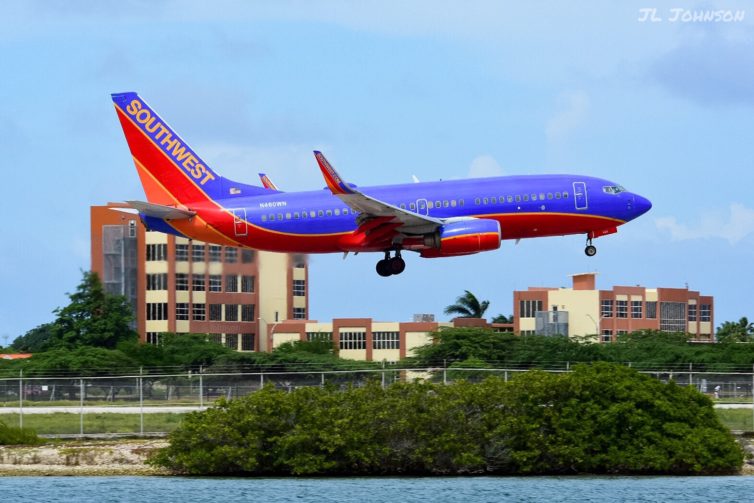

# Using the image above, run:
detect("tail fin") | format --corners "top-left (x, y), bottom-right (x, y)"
top-left (111, 92), bottom-right (268, 206)
top-left (258, 172), bottom-right (282, 191)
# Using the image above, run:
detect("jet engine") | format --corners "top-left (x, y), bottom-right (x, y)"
top-left (420, 219), bottom-right (501, 258)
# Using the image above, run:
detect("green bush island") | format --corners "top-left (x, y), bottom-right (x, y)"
top-left (0, 421), bottom-right (42, 446)
top-left (150, 362), bottom-right (743, 475)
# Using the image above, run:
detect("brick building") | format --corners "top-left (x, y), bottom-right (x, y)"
top-left (90, 204), bottom-right (308, 351)
top-left (513, 273), bottom-right (714, 342)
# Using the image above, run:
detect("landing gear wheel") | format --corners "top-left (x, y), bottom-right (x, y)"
top-left (389, 257), bottom-right (406, 275)
top-left (376, 259), bottom-right (392, 277)
top-left (585, 245), bottom-right (597, 257)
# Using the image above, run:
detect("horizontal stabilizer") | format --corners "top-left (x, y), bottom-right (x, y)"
top-left (125, 200), bottom-right (196, 220)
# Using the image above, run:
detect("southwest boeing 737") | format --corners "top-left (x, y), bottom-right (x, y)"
top-left (111, 92), bottom-right (651, 276)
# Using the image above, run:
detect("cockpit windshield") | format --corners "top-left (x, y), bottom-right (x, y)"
top-left (602, 185), bottom-right (626, 194)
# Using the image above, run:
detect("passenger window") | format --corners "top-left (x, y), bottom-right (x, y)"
top-left (539, 193), bottom-right (545, 200)
top-left (475, 198), bottom-right (481, 205)
top-left (450, 200), bottom-right (457, 207)
top-left (515, 195), bottom-right (521, 202)
top-left (334, 208), bottom-right (340, 216)
top-left (410, 203), bottom-right (416, 210)
top-left (547, 193), bottom-right (553, 200)
top-left (428, 201), bottom-right (434, 209)
top-left (555, 192), bottom-right (561, 199)
top-left (459, 199), bottom-right (464, 206)
top-left (302, 211), bottom-right (307, 219)
top-left (507, 195), bottom-right (513, 203)
top-left (483, 197), bottom-right (489, 204)
top-left (400, 203), bottom-right (406, 209)
top-left (285, 212), bottom-right (291, 220)
top-left (443, 200), bottom-right (449, 208)
top-left (531, 194), bottom-right (537, 201)
top-left (277, 213), bottom-right (283, 220)
top-left (326, 210), bottom-right (332, 217)
top-left (343, 208), bottom-right (349, 215)
top-left (261, 215), bottom-right (267, 222)
top-left (310, 210), bottom-right (316, 218)
top-left (435, 201), bottom-right (441, 208)
top-left (294, 212), bottom-right (300, 219)
top-left (318, 210), bottom-right (324, 217)
top-left (523, 195), bottom-right (529, 202)
top-left (563, 192), bottom-right (569, 198)
top-left (270, 214), bottom-right (275, 221)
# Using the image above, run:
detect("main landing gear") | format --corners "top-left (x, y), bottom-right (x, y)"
top-left (376, 250), bottom-right (406, 277)
top-left (585, 236), bottom-right (597, 257)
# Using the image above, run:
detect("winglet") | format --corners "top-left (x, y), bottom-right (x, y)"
top-left (314, 151), bottom-right (355, 195)
top-left (258, 173), bottom-right (280, 191)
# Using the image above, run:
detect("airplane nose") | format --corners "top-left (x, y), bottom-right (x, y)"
top-left (634, 195), bottom-right (652, 216)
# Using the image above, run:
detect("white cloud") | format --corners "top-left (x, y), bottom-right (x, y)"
top-left (468, 155), bottom-right (504, 178)
top-left (545, 90), bottom-right (590, 145)
top-left (655, 203), bottom-right (754, 244)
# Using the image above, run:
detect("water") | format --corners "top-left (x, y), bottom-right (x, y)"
top-left (1, 476), bottom-right (753, 502)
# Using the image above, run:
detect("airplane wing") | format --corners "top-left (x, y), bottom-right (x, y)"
top-left (314, 151), bottom-right (442, 234)
top-left (258, 173), bottom-right (282, 191)
top-left (122, 200), bottom-right (196, 220)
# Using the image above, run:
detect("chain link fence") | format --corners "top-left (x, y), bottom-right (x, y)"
top-left (1, 366), bottom-right (752, 436)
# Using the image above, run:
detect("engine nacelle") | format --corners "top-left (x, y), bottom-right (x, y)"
top-left (420, 219), bottom-right (501, 258)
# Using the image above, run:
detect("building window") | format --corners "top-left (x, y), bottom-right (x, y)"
top-left (646, 301), bottom-right (657, 319)
top-left (175, 244), bottom-right (189, 261)
top-left (241, 304), bottom-right (255, 322)
top-left (631, 301), bottom-right (643, 319)
top-left (241, 275), bottom-right (255, 293)
top-left (192, 243), bottom-right (205, 262)
top-left (225, 247), bottom-right (238, 263)
top-left (176, 273), bottom-right (188, 291)
top-left (208, 275), bottom-right (222, 292)
top-left (307, 332), bottom-right (332, 342)
top-left (601, 329), bottom-right (612, 343)
top-left (617, 330), bottom-right (628, 335)
top-left (601, 299), bottom-right (613, 318)
top-left (226, 275), bottom-right (238, 293)
top-left (660, 302), bottom-right (686, 332)
top-left (146, 244), bottom-right (167, 261)
top-left (225, 304), bottom-right (239, 322)
top-left (293, 279), bottom-right (306, 297)
top-left (292, 307), bottom-right (306, 319)
top-left (700, 304), bottom-right (711, 322)
top-left (176, 303), bottom-right (189, 321)
top-left (209, 304), bottom-right (222, 321)
top-left (192, 303), bottom-right (206, 321)
top-left (146, 273), bottom-right (167, 291)
top-left (146, 303), bottom-right (167, 320)
top-left (225, 334), bottom-right (238, 350)
top-left (192, 274), bottom-right (205, 291)
top-left (519, 300), bottom-right (543, 318)
top-left (688, 304), bottom-right (697, 322)
top-left (146, 332), bottom-right (160, 345)
top-left (241, 250), bottom-right (254, 263)
top-left (373, 331), bottom-right (400, 350)
top-left (241, 333), bottom-right (255, 351)
top-left (616, 300), bottom-right (628, 318)
top-left (339, 331), bottom-right (366, 350)
top-left (209, 245), bottom-right (222, 262)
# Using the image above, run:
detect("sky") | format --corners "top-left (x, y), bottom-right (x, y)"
top-left (1, 1), bottom-right (753, 341)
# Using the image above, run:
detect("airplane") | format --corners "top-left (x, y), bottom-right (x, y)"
top-left (258, 173), bottom-right (280, 191)
top-left (111, 92), bottom-right (652, 277)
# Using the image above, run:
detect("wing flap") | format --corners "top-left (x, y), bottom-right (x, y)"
top-left (125, 200), bottom-right (196, 220)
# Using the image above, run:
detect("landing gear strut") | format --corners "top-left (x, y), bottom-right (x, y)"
top-left (584, 236), bottom-right (597, 257)
top-left (376, 250), bottom-right (406, 277)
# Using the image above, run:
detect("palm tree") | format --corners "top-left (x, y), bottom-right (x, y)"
top-left (716, 317), bottom-right (754, 343)
top-left (444, 290), bottom-right (490, 319)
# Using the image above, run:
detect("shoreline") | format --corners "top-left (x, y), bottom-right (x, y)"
top-left (1, 438), bottom-right (752, 477)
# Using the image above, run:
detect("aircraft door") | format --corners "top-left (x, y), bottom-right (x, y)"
top-left (573, 182), bottom-right (588, 210)
top-left (416, 198), bottom-right (429, 216)
top-left (231, 208), bottom-right (248, 237)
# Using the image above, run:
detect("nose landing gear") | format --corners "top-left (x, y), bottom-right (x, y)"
top-left (376, 250), bottom-right (406, 277)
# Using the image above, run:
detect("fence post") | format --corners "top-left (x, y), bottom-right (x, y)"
top-left (260, 371), bottom-right (264, 389)
top-left (443, 359), bottom-right (447, 385)
top-left (79, 378), bottom-right (84, 437)
top-left (751, 365), bottom-right (753, 432)
top-left (18, 369), bottom-right (23, 430)
top-left (321, 372), bottom-right (325, 387)
top-left (199, 365), bottom-right (204, 409)
top-left (139, 367), bottom-right (144, 436)
top-left (688, 363), bottom-right (693, 387)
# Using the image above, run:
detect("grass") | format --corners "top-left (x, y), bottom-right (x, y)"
top-left (715, 409), bottom-right (754, 432)
top-left (0, 413), bottom-right (186, 435)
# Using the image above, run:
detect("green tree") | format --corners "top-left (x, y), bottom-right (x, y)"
top-left (716, 317), bottom-right (754, 343)
top-left (11, 323), bottom-right (56, 352)
top-left (492, 314), bottom-right (512, 323)
top-left (444, 290), bottom-right (490, 319)
top-left (46, 271), bottom-right (138, 349)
